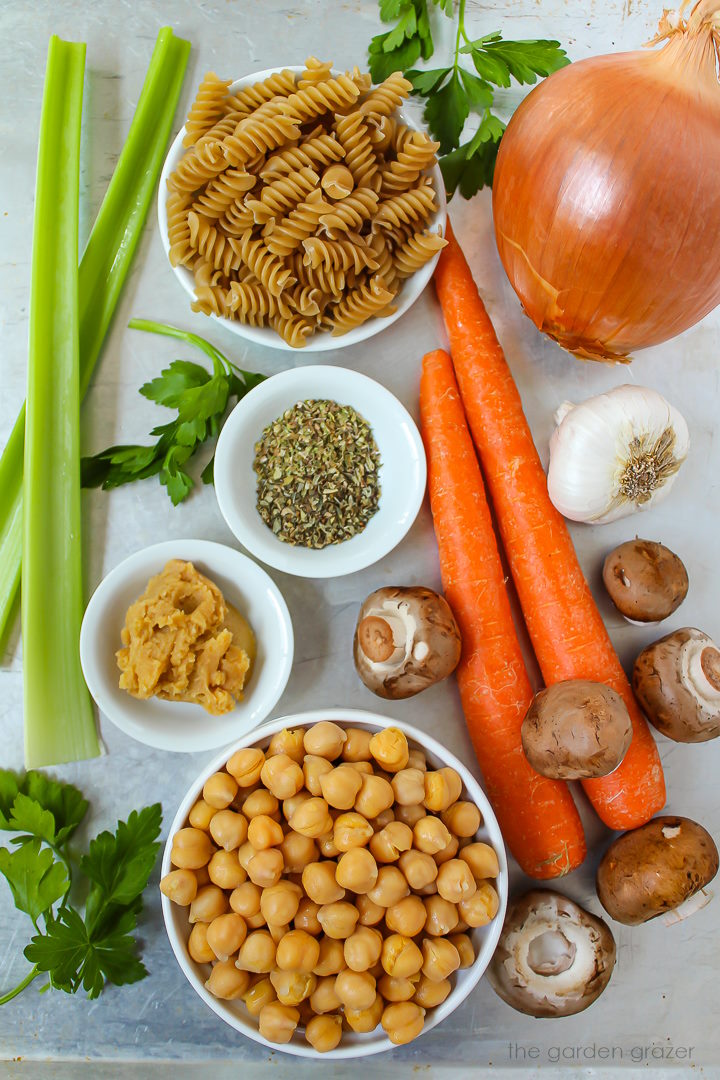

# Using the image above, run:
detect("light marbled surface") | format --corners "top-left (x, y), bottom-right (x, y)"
top-left (0, 0), bottom-right (718, 1075)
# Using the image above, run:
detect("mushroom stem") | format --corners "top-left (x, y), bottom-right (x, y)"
top-left (357, 616), bottom-right (396, 663)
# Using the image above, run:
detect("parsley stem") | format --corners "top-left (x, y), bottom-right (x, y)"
top-left (0, 964), bottom-right (42, 1006)
top-left (454, 0), bottom-right (467, 67)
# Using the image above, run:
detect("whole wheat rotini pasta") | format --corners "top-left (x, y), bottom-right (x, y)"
top-left (166, 59), bottom-right (443, 346)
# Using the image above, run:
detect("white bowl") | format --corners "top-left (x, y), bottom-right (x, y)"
top-left (213, 365), bottom-right (426, 578)
top-left (161, 708), bottom-right (508, 1059)
top-left (157, 65), bottom-right (447, 353)
top-left (80, 540), bottom-right (293, 752)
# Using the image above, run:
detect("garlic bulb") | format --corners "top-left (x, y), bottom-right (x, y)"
top-left (547, 385), bottom-right (689, 524)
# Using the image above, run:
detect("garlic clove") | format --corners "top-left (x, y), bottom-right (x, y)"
top-left (547, 384), bottom-right (689, 524)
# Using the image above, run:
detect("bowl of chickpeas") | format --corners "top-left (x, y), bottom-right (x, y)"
top-left (160, 709), bottom-right (507, 1058)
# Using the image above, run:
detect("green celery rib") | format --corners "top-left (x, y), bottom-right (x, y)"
top-left (23, 36), bottom-right (97, 767)
top-left (0, 27), bottom-right (191, 656)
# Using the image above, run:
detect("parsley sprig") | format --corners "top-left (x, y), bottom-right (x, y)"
top-left (0, 769), bottom-right (161, 1004)
top-left (82, 319), bottom-right (265, 506)
top-left (368, 0), bottom-right (569, 197)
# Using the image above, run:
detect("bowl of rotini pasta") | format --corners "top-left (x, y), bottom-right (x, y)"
top-left (158, 59), bottom-right (447, 351)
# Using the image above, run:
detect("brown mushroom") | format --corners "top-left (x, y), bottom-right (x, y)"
top-left (521, 680), bottom-right (632, 779)
top-left (633, 627), bottom-right (720, 743)
top-left (487, 890), bottom-right (616, 1018)
top-left (602, 539), bottom-right (688, 623)
top-left (353, 587), bottom-right (461, 699)
top-left (596, 815), bottom-right (719, 925)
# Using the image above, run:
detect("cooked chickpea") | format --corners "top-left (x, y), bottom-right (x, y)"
top-left (344, 925), bottom-right (383, 972)
top-left (406, 748), bottom-right (427, 772)
top-left (194, 865), bottom-right (210, 888)
top-left (302, 754), bottom-right (333, 796)
top-left (269, 969), bottom-right (317, 1006)
top-left (313, 935), bottom-right (346, 976)
top-left (294, 898), bottom-right (322, 936)
top-left (209, 809), bottom-right (248, 851)
top-left (459, 881), bottom-right (499, 926)
top-left (421, 937), bottom-right (460, 982)
top-left (242, 975), bottom-right (275, 1016)
top-left (381, 934), bottom-right (423, 978)
top-left (227, 747), bottom-right (265, 786)
top-left (413, 974), bottom-right (452, 1008)
top-left (336, 848), bottom-right (378, 894)
top-left (205, 959), bottom-right (250, 1000)
top-left (391, 768), bottom-right (425, 806)
top-left (302, 861), bottom-right (345, 906)
top-left (354, 774), bottom-right (394, 819)
top-left (236, 929), bottom-right (276, 973)
top-left (416, 880), bottom-right (439, 897)
top-left (242, 789), bottom-right (279, 820)
top-left (437, 859), bottom-right (477, 904)
top-left (382, 1001), bottom-right (425, 1045)
top-left (258, 1000), bottom-right (299, 1044)
top-left (398, 849), bottom-right (438, 890)
top-left (279, 830), bottom-right (317, 873)
top-left (378, 974), bottom-right (419, 1002)
top-left (356, 893), bottom-right (385, 926)
top-left (385, 895), bottom-right (426, 937)
top-left (282, 791), bottom-right (311, 823)
top-left (369, 727), bottom-right (409, 773)
top-left (335, 969), bottom-right (377, 1010)
top-left (160, 869), bottom-right (197, 906)
top-left (260, 753), bottom-right (304, 800)
top-left (434, 835), bottom-right (460, 867)
top-left (305, 1013), bottom-right (342, 1053)
top-left (303, 721), bottom-right (347, 760)
top-left (333, 812), bottom-right (374, 851)
top-left (345, 992), bottom-right (384, 1033)
top-left (188, 799), bottom-right (216, 831)
top-left (246, 911), bottom-right (267, 929)
top-left (413, 816), bottom-right (452, 855)
top-left (395, 803), bottom-right (426, 828)
top-left (367, 866), bottom-right (409, 908)
top-left (230, 881), bottom-right (261, 918)
top-left (441, 801), bottom-right (482, 838)
top-left (267, 727), bottom-right (306, 764)
top-left (203, 771), bottom-right (238, 810)
top-left (237, 840), bottom-right (256, 873)
top-left (188, 921), bottom-right (215, 963)
top-left (310, 973), bottom-right (342, 1014)
top-left (371, 807), bottom-right (395, 831)
top-left (423, 767), bottom-right (463, 813)
top-left (247, 848), bottom-right (284, 888)
top-left (347, 760), bottom-right (373, 776)
top-left (207, 850), bottom-right (247, 890)
top-left (260, 881), bottom-right (302, 926)
top-left (289, 797), bottom-right (333, 839)
top-left (189, 885), bottom-right (228, 924)
top-left (317, 830), bottom-right (340, 858)
top-left (248, 814), bottom-right (284, 851)
top-left (206, 912), bottom-right (247, 961)
top-left (448, 932), bottom-right (475, 968)
top-left (424, 895), bottom-right (459, 936)
top-left (459, 842), bottom-right (499, 880)
top-left (267, 921), bottom-right (289, 944)
top-left (317, 901), bottom-right (359, 939)
top-left (370, 821), bottom-right (413, 864)
top-left (341, 727), bottom-right (373, 762)
top-left (319, 765), bottom-right (363, 810)
top-left (171, 827), bottom-right (213, 870)
top-left (275, 929), bottom-right (321, 973)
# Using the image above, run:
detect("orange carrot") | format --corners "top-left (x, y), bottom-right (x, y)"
top-left (420, 348), bottom-right (586, 879)
top-left (433, 221), bottom-right (665, 831)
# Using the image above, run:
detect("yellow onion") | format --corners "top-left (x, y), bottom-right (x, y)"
top-left (492, 0), bottom-right (720, 362)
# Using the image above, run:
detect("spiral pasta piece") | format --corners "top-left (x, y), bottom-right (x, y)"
top-left (196, 111), bottom-right (246, 150)
top-left (298, 56), bottom-right (333, 90)
top-left (260, 132), bottom-right (345, 182)
top-left (334, 111), bottom-right (381, 193)
top-left (188, 211), bottom-right (245, 277)
top-left (223, 101), bottom-right (301, 166)
top-left (329, 275), bottom-right (395, 336)
top-left (360, 72), bottom-right (413, 118)
top-left (192, 257), bottom-right (228, 289)
top-left (372, 178), bottom-right (437, 233)
top-left (368, 230), bottom-right (397, 290)
top-left (237, 229), bottom-right (296, 296)
top-left (228, 280), bottom-right (275, 326)
top-left (191, 283), bottom-right (232, 317)
top-left (282, 75), bottom-right (361, 124)
top-left (169, 142), bottom-right (227, 192)
top-left (368, 113), bottom-right (396, 153)
top-left (319, 188), bottom-right (379, 236)
top-left (381, 130), bottom-right (440, 195)
top-left (290, 252), bottom-right (347, 297)
top-left (184, 72), bottom-right (232, 148)
top-left (245, 166), bottom-right (319, 225)
top-left (166, 190), bottom-right (194, 267)
top-left (393, 228), bottom-right (447, 277)
top-left (264, 190), bottom-right (330, 258)
top-left (192, 169), bottom-right (255, 219)
top-left (223, 69), bottom-right (297, 117)
top-left (302, 234), bottom-right (378, 274)
top-left (270, 313), bottom-right (315, 348)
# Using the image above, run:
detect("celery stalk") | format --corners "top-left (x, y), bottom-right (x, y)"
top-left (23, 36), bottom-right (98, 767)
top-left (0, 27), bottom-right (191, 655)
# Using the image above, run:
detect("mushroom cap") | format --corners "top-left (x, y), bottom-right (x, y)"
top-left (487, 890), bottom-right (616, 1018)
top-left (602, 539), bottom-right (688, 623)
top-left (633, 627), bottom-right (720, 743)
top-left (521, 680), bottom-right (633, 779)
top-left (353, 586), bottom-right (462, 700)
top-left (596, 815), bottom-right (719, 926)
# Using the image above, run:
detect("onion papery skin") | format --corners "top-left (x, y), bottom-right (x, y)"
top-left (492, 22), bottom-right (720, 362)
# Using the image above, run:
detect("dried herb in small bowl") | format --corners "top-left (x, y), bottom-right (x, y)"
top-left (254, 399), bottom-right (381, 549)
